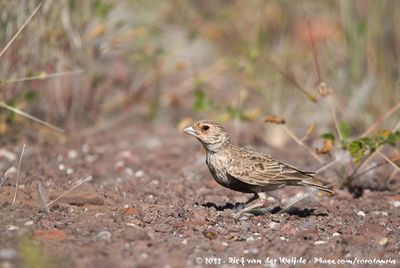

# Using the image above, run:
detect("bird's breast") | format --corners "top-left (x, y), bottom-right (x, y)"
top-left (206, 153), bottom-right (230, 186)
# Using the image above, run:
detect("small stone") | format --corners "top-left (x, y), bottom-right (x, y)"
top-left (357, 211), bottom-right (366, 217)
top-left (24, 221), bottom-right (34, 226)
top-left (181, 239), bottom-right (188, 245)
top-left (125, 168), bottom-right (134, 176)
top-left (392, 201), bottom-right (400, 208)
top-left (6, 225), bottom-right (18, 231)
top-left (379, 237), bottom-right (388, 246)
top-left (0, 249), bottom-right (17, 260)
top-left (94, 231), bottom-right (111, 241)
top-left (95, 213), bottom-right (105, 218)
top-left (248, 248), bottom-right (258, 254)
top-left (0, 149), bottom-right (16, 161)
top-left (67, 150), bottom-right (78, 159)
top-left (267, 196), bottom-right (276, 202)
top-left (280, 236), bottom-right (287, 241)
top-left (135, 170), bottom-right (144, 177)
top-left (269, 222), bottom-right (279, 229)
top-left (35, 228), bottom-right (67, 240)
top-left (58, 164), bottom-right (65, 171)
top-left (221, 242), bottom-right (228, 246)
top-left (82, 144), bottom-right (90, 153)
top-left (315, 240), bottom-right (327, 245)
top-left (332, 232), bottom-right (340, 237)
top-left (243, 249), bottom-right (249, 254)
top-left (246, 236), bottom-right (255, 242)
top-left (122, 227), bottom-right (151, 241)
top-left (66, 168), bottom-right (74, 175)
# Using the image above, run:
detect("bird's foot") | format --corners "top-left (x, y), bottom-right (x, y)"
top-left (233, 202), bottom-right (246, 212)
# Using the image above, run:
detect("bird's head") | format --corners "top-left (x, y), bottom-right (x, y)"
top-left (183, 120), bottom-right (230, 151)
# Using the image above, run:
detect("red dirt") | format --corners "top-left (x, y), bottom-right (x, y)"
top-left (0, 123), bottom-right (399, 267)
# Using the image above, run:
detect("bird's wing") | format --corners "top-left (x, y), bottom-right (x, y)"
top-left (226, 148), bottom-right (314, 186)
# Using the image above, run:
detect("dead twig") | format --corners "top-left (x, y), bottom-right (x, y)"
top-left (12, 144), bottom-right (26, 206)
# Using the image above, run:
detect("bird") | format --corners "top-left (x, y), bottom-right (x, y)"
top-left (183, 119), bottom-right (332, 216)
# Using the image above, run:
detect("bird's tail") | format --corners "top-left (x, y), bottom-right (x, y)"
top-left (298, 180), bottom-right (334, 194)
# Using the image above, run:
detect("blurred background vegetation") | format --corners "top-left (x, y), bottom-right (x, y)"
top-left (0, 0), bottom-right (399, 144)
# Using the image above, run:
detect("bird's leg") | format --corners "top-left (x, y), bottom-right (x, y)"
top-left (234, 193), bottom-right (259, 211)
top-left (234, 193), bottom-right (268, 218)
top-left (245, 193), bottom-right (259, 205)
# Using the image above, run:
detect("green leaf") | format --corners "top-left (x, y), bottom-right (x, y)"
top-left (349, 140), bottom-right (366, 164)
top-left (193, 89), bottom-right (212, 112)
top-left (93, 0), bottom-right (113, 18)
top-left (339, 121), bottom-right (351, 140)
top-left (321, 132), bottom-right (336, 143)
top-left (25, 91), bottom-right (39, 102)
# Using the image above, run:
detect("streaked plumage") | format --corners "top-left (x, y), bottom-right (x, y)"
top-left (183, 120), bottom-right (332, 215)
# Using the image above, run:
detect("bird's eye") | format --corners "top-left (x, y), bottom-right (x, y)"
top-left (202, 125), bottom-right (210, 131)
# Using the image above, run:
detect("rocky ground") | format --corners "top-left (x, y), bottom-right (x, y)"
top-left (0, 123), bottom-right (399, 268)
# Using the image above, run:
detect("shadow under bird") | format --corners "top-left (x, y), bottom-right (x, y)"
top-left (183, 120), bottom-right (332, 216)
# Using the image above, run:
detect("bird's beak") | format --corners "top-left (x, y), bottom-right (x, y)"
top-left (183, 125), bottom-right (198, 137)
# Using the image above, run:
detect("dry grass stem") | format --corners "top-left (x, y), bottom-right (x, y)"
top-left (315, 153), bottom-right (349, 173)
top-left (0, 1), bottom-right (44, 60)
top-left (12, 144), bottom-right (26, 206)
top-left (328, 96), bottom-right (342, 142)
top-left (2, 70), bottom-right (84, 84)
top-left (361, 101), bottom-right (400, 137)
top-left (0, 101), bottom-right (64, 133)
top-left (281, 125), bottom-right (324, 164)
top-left (377, 151), bottom-right (400, 173)
top-left (44, 176), bottom-right (92, 209)
top-left (37, 182), bottom-right (50, 213)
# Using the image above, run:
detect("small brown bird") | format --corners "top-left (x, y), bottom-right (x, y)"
top-left (183, 120), bottom-right (332, 215)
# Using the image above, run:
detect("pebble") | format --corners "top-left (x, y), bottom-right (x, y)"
top-left (67, 150), bottom-right (78, 159)
top-left (246, 236), bottom-right (255, 242)
top-left (66, 168), bottom-right (74, 175)
top-left (181, 239), bottom-right (188, 245)
top-left (332, 232), bottom-right (340, 237)
top-left (379, 237), bottom-right (388, 246)
top-left (94, 231), bottom-right (111, 241)
top-left (0, 249), bottom-right (17, 260)
top-left (123, 227), bottom-right (151, 241)
top-left (6, 225), bottom-right (19, 231)
top-left (279, 236), bottom-right (287, 241)
top-left (392, 201), bottom-right (400, 208)
top-left (82, 144), bottom-right (90, 153)
top-left (269, 222), bottom-right (279, 229)
top-left (58, 164), bottom-right (65, 171)
top-left (24, 221), bottom-right (34, 226)
top-left (314, 240), bottom-right (327, 245)
top-left (135, 170), bottom-right (144, 177)
top-left (0, 149), bottom-right (16, 161)
top-left (357, 211), bottom-right (366, 217)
